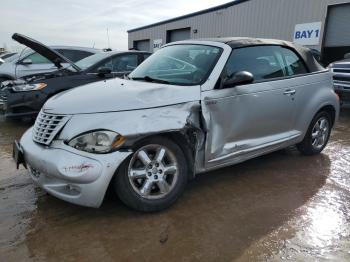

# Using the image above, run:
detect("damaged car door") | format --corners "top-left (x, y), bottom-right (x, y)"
top-left (202, 46), bottom-right (297, 169)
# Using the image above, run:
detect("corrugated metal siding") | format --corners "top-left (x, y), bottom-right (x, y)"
top-left (128, 0), bottom-right (350, 51)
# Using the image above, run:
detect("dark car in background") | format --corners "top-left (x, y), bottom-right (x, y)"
top-left (0, 34), bottom-right (100, 83)
top-left (0, 34), bottom-right (151, 120)
top-left (329, 53), bottom-right (350, 107)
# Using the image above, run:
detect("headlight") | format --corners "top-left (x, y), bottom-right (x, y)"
top-left (12, 83), bottom-right (47, 92)
top-left (68, 130), bottom-right (125, 153)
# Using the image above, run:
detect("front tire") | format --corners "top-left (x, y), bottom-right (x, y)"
top-left (114, 137), bottom-right (188, 212)
top-left (297, 111), bottom-right (332, 155)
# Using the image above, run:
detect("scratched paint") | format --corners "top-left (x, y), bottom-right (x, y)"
top-left (61, 164), bottom-right (94, 173)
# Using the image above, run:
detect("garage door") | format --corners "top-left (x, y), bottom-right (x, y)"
top-left (324, 4), bottom-right (350, 47)
top-left (167, 28), bottom-right (191, 43)
top-left (134, 40), bottom-right (150, 51)
top-left (323, 3), bottom-right (350, 64)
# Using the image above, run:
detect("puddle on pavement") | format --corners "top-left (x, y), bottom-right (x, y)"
top-left (0, 112), bottom-right (350, 261)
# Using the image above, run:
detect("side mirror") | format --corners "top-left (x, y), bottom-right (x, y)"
top-left (223, 71), bottom-right (254, 88)
top-left (344, 53), bottom-right (350, 59)
top-left (97, 67), bottom-right (112, 77)
top-left (21, 58), bottom-right (32, 65)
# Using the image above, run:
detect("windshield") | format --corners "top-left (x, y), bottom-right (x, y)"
top-left (75, 52), bottom-right (111, 70)
top-left (129, 44), bottom-right (222, 85)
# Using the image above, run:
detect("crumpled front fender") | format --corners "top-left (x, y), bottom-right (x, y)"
top-left (58, 102), bottom-right (206, 174)
top-left (59, 102), bottom-right (202, 141)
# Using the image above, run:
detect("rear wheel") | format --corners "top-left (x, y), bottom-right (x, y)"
top-left (297, 111), bottom-right (332, 155)
top-left (114, 137), bottom-right (188, 212)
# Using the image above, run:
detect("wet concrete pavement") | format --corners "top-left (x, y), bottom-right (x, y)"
top-left (0, 111), bottom-right (350, 261)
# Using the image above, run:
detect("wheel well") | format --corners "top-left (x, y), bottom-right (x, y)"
top-left (163, 132), bottom-right (196, 178)
top-left (317, 105), bottom-right (336, 126)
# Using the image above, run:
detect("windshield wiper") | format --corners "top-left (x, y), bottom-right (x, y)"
top-left (131, 75), bottom-right (170, 84)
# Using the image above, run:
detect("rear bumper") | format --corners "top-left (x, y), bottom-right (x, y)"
top-left (20, 128), bottom-right (132, 208)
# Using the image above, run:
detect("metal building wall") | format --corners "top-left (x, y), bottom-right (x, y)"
top-left (128, 0), bottom-right (349, 51)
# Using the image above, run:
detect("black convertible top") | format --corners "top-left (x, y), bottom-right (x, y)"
top-left (189, 37), bottom-right (325, 73)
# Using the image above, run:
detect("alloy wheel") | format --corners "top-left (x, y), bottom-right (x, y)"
top-left (311, 116), bottom-right (330, 150)
top-left (128, 144), bottom-right (179, 199)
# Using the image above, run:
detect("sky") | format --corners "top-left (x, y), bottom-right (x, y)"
top-left (0, 0), bottom-right (231, 52)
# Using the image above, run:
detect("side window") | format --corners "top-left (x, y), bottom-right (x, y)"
top-left (57, 50), bottom-right (93, 62)
top-left (224, 46), bottom-right (287, 81)
top-left (95, 55), bottom-right (138, 73)
top-left (24, 52), bottom-right (51, 64)
top-left (280, 48), bottom-right (308, 76)
top-left (96, 58), bottom-right (113, 71)
top-left (111, 54), bottom-right (138, 72)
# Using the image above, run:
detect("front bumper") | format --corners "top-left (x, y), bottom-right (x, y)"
top-left (3, 90), bottom-right (45, 119)
top-left (19, 128), bottom-right (132, 208)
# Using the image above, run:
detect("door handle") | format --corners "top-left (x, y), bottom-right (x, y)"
top-left (283, 89), bottom-right (296, 96)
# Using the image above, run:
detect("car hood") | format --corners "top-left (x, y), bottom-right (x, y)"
top-left (43, 78), bottom-right (201, 114)
top-left (12, 33), bottom-right (80, 71)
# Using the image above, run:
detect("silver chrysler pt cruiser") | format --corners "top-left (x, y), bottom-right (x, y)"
top-left (14, 38), bottom-right (339, 212)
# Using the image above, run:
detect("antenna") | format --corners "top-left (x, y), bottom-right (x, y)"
top-left (106, 28), bottom-right (111, 49)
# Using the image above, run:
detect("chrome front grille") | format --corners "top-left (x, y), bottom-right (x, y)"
top-left (33, 111), bottom-right (70, 145)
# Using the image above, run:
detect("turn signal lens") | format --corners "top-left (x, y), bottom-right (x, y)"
top-left (112, 135), bottom-right (126, 149)
top-left (36, 83), bottom-right (47, 90)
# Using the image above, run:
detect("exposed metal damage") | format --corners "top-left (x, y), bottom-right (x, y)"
top-left (58, 101), bottom-right (207, 179)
